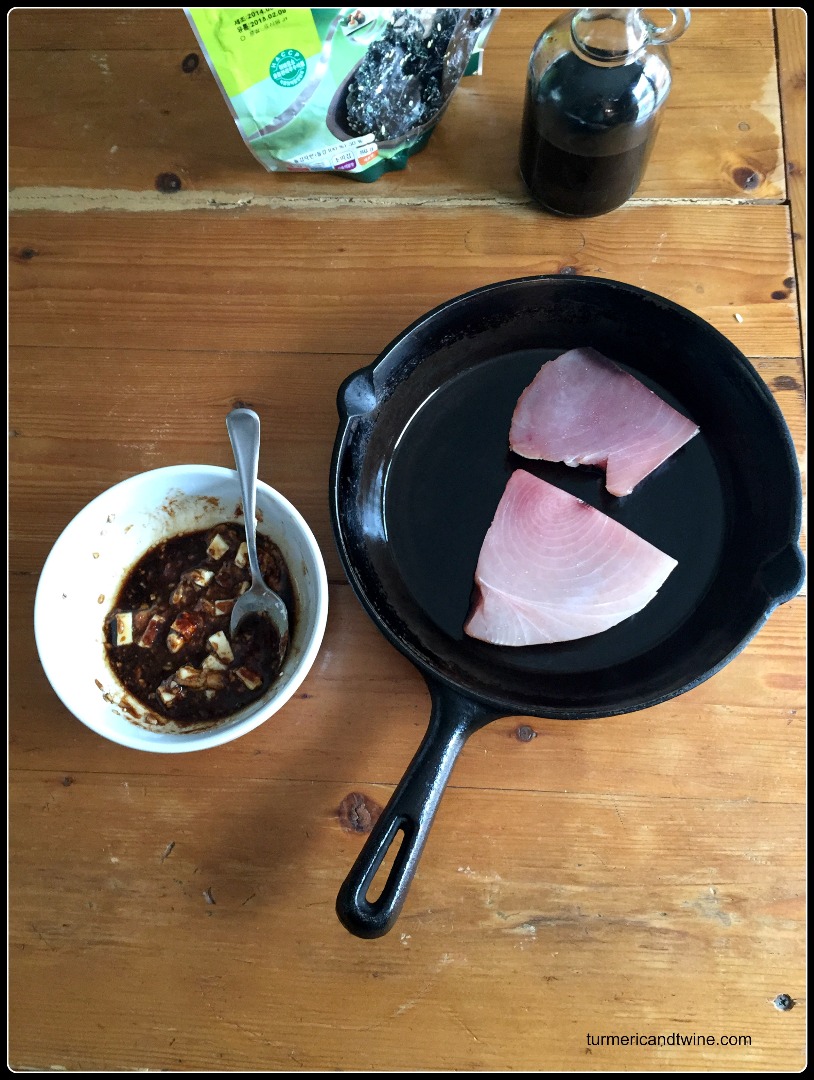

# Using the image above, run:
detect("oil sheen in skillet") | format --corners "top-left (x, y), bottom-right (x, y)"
top-left (381, 349), bottom-right (724, 673)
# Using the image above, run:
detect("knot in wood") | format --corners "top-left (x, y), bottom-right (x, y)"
top-left (731, 166), bottom-right (762, 191)
top-left (338, 792), bottom-right (382, 834)
top-left (155, 172), bottom-right (182, 194)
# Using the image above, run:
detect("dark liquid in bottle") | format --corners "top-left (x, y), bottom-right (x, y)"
top-left (520, 50), bottom-right (660, 217)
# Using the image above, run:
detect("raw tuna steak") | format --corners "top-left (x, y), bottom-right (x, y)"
top-left (509, 347), bottom-right (699, 496)
top-left (464, 470), bottom-right (677, 646)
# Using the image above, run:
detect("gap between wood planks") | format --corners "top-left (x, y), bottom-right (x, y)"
top-left (8, 187), bottom-right (787, 214)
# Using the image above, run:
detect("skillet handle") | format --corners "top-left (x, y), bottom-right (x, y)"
top-left (336, 678), bottom-right (502, 939)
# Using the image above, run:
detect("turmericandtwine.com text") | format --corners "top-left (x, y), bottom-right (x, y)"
top-left (586, 1033), bottom-right (752, 1047)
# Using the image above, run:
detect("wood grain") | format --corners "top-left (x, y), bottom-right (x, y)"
top-left (8, 7), bottom-right (806, 1074)
top-left (8, 8), bottom-right (784, 202)
top-left (7, 342), bottom-right (806, 582)
top-left (9, 571), bottom-right (806, 796)
top-left (8, 206), bottom-right (800, 358)
top-left (9, 767), bottom-right (805, 1072)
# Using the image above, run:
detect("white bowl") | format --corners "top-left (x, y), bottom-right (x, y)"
top-left (34, 465), bottom-right (329, 752)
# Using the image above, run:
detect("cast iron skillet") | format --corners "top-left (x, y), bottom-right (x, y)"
top-left (329, 275), bottom-right (804, 939)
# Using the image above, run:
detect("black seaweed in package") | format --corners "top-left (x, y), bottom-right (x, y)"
top-left (186, 8), bottom-right (500, 180)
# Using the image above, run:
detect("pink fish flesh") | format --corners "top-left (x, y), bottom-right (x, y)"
top-left (509, 347), bottom-right (699, 496)
top-left (464, 470), bottom-right (678, 646)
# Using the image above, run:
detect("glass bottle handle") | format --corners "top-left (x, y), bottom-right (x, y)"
top-left (644, 8), bottom-right (690, 45)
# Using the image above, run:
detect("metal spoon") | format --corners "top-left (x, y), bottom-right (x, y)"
top-left (225, 407), bottom-right (289, 664)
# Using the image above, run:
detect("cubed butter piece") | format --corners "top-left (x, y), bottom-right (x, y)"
top-left (207, 631), bottom-right (234, 664)
top-left (206, 533), bottom-right (230, 561)
top-left (114, 612), bottom-right (133, 646)
top-left (234, 666), bottom-right (262, 690)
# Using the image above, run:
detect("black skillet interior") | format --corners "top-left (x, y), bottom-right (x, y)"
top-left (333, 275), bottom-right (804, 720)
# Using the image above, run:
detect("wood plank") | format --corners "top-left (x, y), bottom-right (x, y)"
top-left (4, 7), bottom-right (775, 54)
top-left (9, 770), bottom-right (805, 1071)
top-left (774, 9), bottom-right (806, 371)
top-left (8, 206), bottom-right (800, 357)
top-left (8, 346), bottom-right (806, 580)
top-left (10, 570), bottom-right (805, 802)
top-left (7, 345), bottom-right (352, 578)
top-left (8, 9), bottom-right (785, 202)
top-left (7, 7), bottom-right (194, 49)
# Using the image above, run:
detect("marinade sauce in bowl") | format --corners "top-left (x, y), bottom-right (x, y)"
top-left (104, 522), bottom-right (294, 727)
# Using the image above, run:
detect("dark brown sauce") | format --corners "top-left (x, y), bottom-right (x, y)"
top-left (104, 523), bottom-right (294, 726)
top-left (519, 51), bottom-right (660, 217)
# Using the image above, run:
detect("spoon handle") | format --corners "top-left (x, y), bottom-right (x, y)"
top-left (226, 407), bottom-right (264, 582)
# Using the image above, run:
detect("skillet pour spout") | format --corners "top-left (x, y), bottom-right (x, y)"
top-left (330, 274), bottom-right (805, 938)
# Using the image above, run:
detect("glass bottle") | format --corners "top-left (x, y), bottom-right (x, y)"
top-left (519, 8), bottom-right (690, 217)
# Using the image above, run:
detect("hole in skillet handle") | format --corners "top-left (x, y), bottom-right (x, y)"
top-left (337, 818), bottom-right (412, 937)
top-left (365, 825), bottom-right (408, 904)
top-left (335, 679), bottom-right (501, 938)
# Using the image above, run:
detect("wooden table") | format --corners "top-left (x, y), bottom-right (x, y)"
top-left (9, 8), bottom-right (806, 1072)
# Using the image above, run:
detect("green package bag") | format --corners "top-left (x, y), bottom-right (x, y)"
top-left (186, 7), bottom-right (499, 181)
